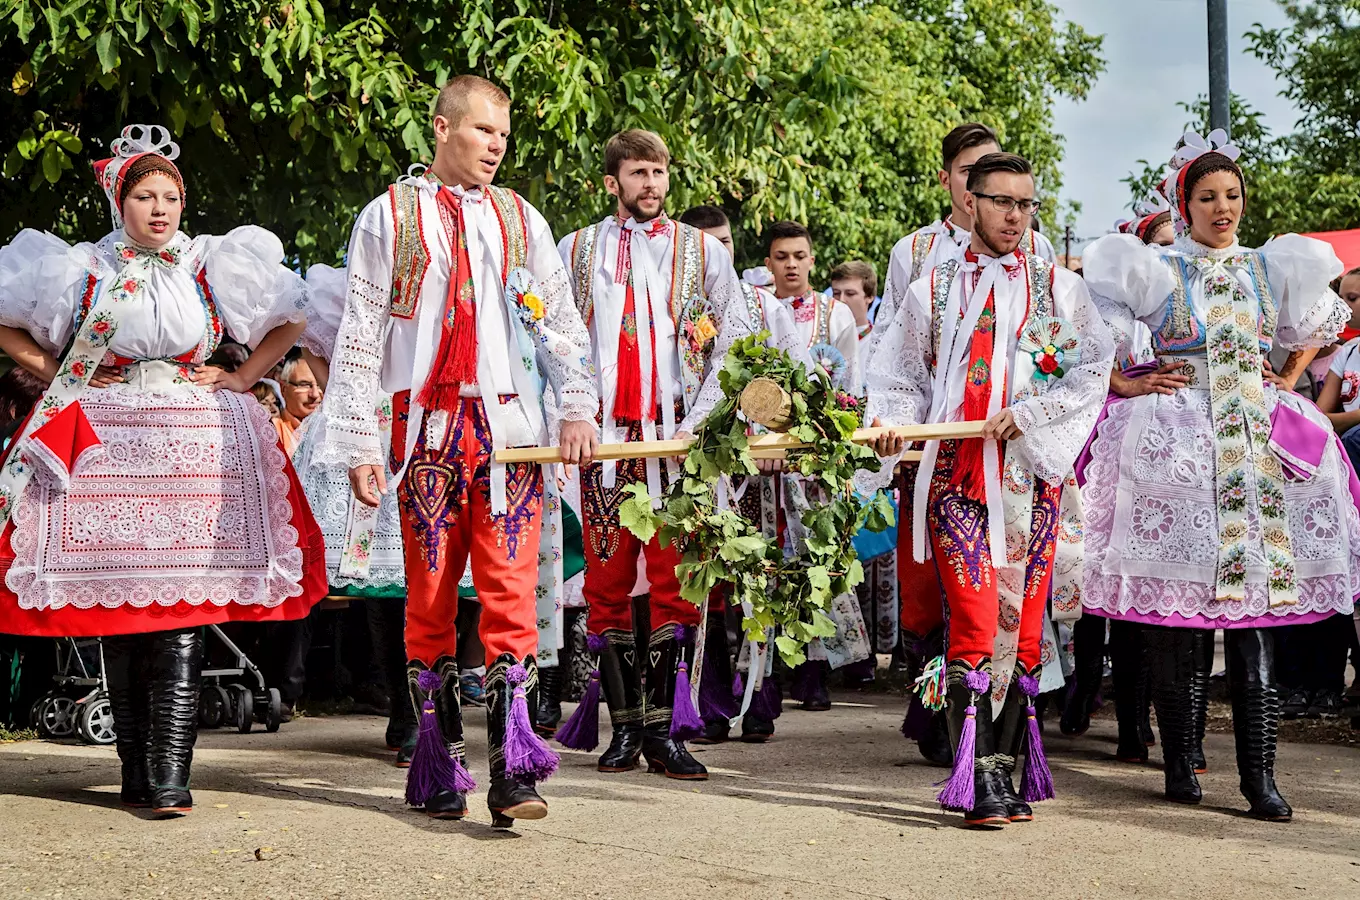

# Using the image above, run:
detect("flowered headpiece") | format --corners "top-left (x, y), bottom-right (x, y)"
top-left (91, 125), bottom-right (184, 228)
top-left (1166, 129), bottom-right (1242, 235)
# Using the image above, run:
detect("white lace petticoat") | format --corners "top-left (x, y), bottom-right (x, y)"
top-left (1080, 388), bottom-right (1360, 626)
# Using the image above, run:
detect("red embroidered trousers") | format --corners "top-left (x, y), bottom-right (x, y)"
top-left (581, 421), bottom-right (698, 635)
top-left (925, 442), bottom-right (1060, 670)
top-left (393, 393), bottom-right (543, 667)
top-left (895, 464), bottom-right (947, 638)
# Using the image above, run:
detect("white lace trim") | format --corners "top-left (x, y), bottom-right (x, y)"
top-left (7, 385), bottom-right (305, 611)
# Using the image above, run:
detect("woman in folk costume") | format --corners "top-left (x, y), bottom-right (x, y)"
top-left (1080, 130), bottom-right (1358, 822)
top-left (293, 264), bottom-right (416, 763)
top-left (866, 152), bottom-right (1114, 828)
top-left (0, 125), bottom-right (327, 816)
top-left (318, 77), bottom-right (599, 828)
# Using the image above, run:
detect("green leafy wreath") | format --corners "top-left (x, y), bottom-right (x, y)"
top-left (619, 333), bottom-right (895, 666)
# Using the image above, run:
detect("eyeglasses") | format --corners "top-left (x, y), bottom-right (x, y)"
top-left (286, 380), bottom-right (321, 393)
top-left (972, 192), bottom-right (1043, 216)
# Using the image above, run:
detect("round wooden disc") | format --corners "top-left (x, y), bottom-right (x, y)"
top-left (739, 377), bottom-right (793, 430)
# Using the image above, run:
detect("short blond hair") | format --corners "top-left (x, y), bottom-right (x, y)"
top-left (830, 260), bottom-right (877, 298)
top-left (434, 75), bottom-right (510, 126)
top-left (604, 129), bottom-right (670, 178)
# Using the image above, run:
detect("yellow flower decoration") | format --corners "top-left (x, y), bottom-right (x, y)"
top-left (522, 291), bottom-right (546, 321)
top-left (694, 314), bottom-right (718, 345)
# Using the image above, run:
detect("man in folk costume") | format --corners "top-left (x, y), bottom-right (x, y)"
top-left (321, 76), bottom-right (599, 828)
top-left (551, 131), bottom-right (756, 779)
top-left (868, 123), bottom-right (1059, 767)
top-left (677, 205), bottom-right (809, 744)
top-left (867, 153), bottom-right (1113, 828)
top-left (764, 222), bottom-right (873, 711)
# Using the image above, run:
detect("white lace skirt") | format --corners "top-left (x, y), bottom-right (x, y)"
top-left (1081, 387), bottom-right (1360, 627)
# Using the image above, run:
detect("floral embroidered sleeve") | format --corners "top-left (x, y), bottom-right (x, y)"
top-left (680, 240), bottom-right (758, 433)
top-left (523, 205), bottom-right (599, 437)
top-left (1010, 270), bottom-right (1115, 483)
top-left (1263, 233), bottom-right (1348, 350)
top-left (315, 198), bottom-right (393, 470)
top-left (0, 230), bottom-right (100, 355)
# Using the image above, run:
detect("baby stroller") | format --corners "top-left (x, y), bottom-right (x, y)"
top-left (29, 638), bottom-right (115, 746)
top-left (198, 624), bottom-right (285, 734)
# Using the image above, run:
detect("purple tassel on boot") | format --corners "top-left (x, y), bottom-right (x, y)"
top-left (405, 670), bottom-right (475, 806)
top-left (554, 635), bottom-right (607, 751)
top-left (900, 695), bottom-right (933, 741)
top-left (669, 626), bottom-right (704, 741)
top-left (935, 669), bottom-right (990, 811)
top-left (1017, 674), bottom-right (1055, 802)
top-left (503, 664), bottom-right (559, 782)
top-left (732, 670), bottom-right (744, 701)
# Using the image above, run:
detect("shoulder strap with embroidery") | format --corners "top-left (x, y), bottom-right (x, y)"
top-left (815, 294), bottom-right (834, 345)
top-left (669, 221), bottom-right (707, 325)
top-left (485, 185), bottom-right (529, 280)
top-left (1247, 251), bottom-right (1278, 342)
top-left (387, 182), bottom-right (428, 320)
top-left (1026, 254), bottom-right (1056, 319)
top-left (739, 281), bottom-right (765, 328)
top-left (929, 259), bottom-right (962, 367)
top-left (909, 231), bottom-right (939, 284)
top-left (569, 223), bottom-right (601, 325)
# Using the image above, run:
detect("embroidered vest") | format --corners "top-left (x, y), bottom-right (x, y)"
top-left (927, 254), bottom-right (1056, 371)
top-left (386, 182), bottom-right (528, 320)
top-left (569, 220), bottom-right (708, 327)
top-left (1154, 251), bottom-right (1275, 355)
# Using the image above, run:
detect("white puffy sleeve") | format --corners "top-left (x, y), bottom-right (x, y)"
top-left (200, 225), bottom-right (307, 348)
top-left (316, 197), bottom-right (393, 469)
top-left (1082, 233), bottom-right (1177, 323)
top-left (300, 264), bottom-right (348, 360)
top-left (523, 203), bottom-right (599, 429)
top-left (1010, 269), bottom-right (1115, 483)
top-left (1262, 233), bottom-right (1348, 350)
top-left (0, 230), bottom-right (100, 355)
top-left (679, 236), bottom-right (759, 434)
top-left (860, 278), bottom-right (934, 492)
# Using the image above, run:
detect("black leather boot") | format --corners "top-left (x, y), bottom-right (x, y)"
top-left (1060, 614), bottom-right (1105, 736)
top-left (790, 660), bottom-right (831, 711)
top-left (902, 629), bottom-right (953, 767)
top-left (1144, 627), bottom-right (1201, 805)
top-left (1189, 629), bottom-right (1212, 774)
top-left (941, 659), bottom-right (1009, 828)
top-left (396, 661), bottom-right (423, 769)
top-left (994, 667), bottom-right (1033, 823)
top-left (1225, 629), bottom-right (1291, 822)
top-left (692, 619), bottom-right (732, 745)
top-left (104, 635), bottom-right (152, 807)
top-left (147, 629), bottom-right (203, 817)
top-left (641, 626), bottom-right (707, 780)
top-left (368, 597), bottom-right (416, 755)
top-left (420, 657), bottom-right (469, 819)
top-left (534, 664), bottom-right (565, 738)
top-left (486, 654), bottom-right (550, 828)
top-left (596, 630), bottom-right (644, 772)
top-left (1109, 620), bottom-right (1149, 763)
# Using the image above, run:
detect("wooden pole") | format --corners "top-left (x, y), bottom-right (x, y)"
top-left (494, 420), bottom-right (985, 465)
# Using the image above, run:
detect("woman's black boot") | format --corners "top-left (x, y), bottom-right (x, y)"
top-left (147, 629), bottom-right (203, 817)
top-left (103, 634), bottom-right (152, 807)
top-left (1144, 626), bottom-right (1201, 805)
top-left (1225, 629), bottom-right (1291, 822)
top-left (1109, 619), bottom-right (1149, 763)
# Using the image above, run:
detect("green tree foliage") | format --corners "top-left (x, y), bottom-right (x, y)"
top-left (3, 1), bottom-right (1101, 272)
top-left (1126, 2), bottom-right (1360, 245)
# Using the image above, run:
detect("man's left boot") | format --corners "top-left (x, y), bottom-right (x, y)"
top-left (534, 664), bottom-right (565, 738)
top-left (147, 629), bottom-right (203, 817)
top-left (1060, 614), bottom-right (1105, 736)
top-left (104, 635), bottom-right (153, 808)
top-left (486, 654), bottom-right (554, 828)
top-left (641, 626), bottom-right (708, 780)
top-left (1225, 629), bottom-right (1291, 822)
top-left (995, 668), bottom-right (1033, 823)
